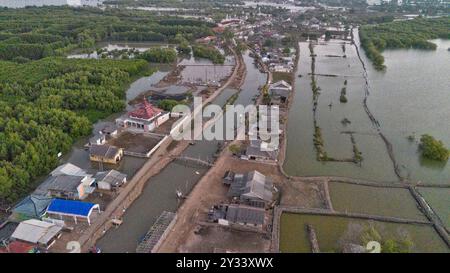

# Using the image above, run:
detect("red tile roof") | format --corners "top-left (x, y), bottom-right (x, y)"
top-left (0, 241), bottom-right (36, 253)
top-left (129, 99), bottom-right (162, 120)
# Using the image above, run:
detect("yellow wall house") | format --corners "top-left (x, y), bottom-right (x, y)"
top-left (89, 144), bottom-right (123, 164)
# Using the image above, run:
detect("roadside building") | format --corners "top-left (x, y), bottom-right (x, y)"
top-left (269, 80), bottom-right (292, 103)
top-left (95, 169), bottom-right (127, 191)
top-left (46, 199), bottom-right (100, 225)
top-left (44, 175), bottom-right (95, 200)
top-left (209, 204), bottom-right (265, 229)
top-left (225, 204), bottom-right (265, 228)
top-left (115, 99), bottom-right (169, 133)
top-left (89, 144), bottom-right (123, 164)
top-left (10, 219), bottom-right (62, 249)
top-left (227, 170), bottom-right (273, 208)
top-left (245, 140), bottom-right (278, 162)
top-left (35, 163), bottom-right (95, 200)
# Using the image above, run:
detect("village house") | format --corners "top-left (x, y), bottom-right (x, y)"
top-left (45, 175), bottom-right (95, 200)
top-left (95, 169), bottom-right (127, 191)
top-left (35, 163), bottom-right (95, 200)
top-left (208, 204), bottom-right (265, 229)
top-left (10, 219), bottom-right (62, 249)
top-left (225, 170), bottom-right (274, 208)
top-left (269, 80), bottom-right (292, 103)
top-left (116, 99), bottom-right (169, 133)
top-left (245, 139), bottom-right (279, 162)
top-left (225, 204), bottom-right (265, 228)
top-left (89, 144), bottom-right (123, 164)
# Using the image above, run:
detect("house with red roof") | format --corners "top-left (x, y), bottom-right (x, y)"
top-left (116, 99), bottom-right (169, 132)
top-left (0, 240), bottom-right (38, 253)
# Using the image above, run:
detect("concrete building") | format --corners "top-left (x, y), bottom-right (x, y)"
top-left (226, 170), bottom-right (273, 208)
top-left (36, 163), bottom-right (95, 200)
top-left (116, 99), bottom-right (169, 133)
top-left (209, 204), bottom-right (265, 229)
top-left (89, 144), bottom-right (123, 164)
top-left (269, 80), bottom-right (292, 102)
top-left (224, 204), bottom-right (265, 228)
top-left (245, 140), bottom-right (278, 162)
top-left (95, 170), bottom-right (127, 191)
top-left (45, 175), bottom-right (95, 200)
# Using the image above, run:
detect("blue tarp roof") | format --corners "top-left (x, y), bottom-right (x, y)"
top-left (47, 199), bottom-right (97, 217)
top-left (12, 195), bottom-right (53, 219)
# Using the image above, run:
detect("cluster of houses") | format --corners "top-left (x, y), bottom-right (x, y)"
top-left (0, 162), bottom-right (127, 253)
top-left (261, 49), bottom-right (296, 74)
top-left (0, 98), bottom-right (176, 253)
top-left (208, 170), bottom-right (276, 230)
top-left (242, 81), bottom-right (291, 163)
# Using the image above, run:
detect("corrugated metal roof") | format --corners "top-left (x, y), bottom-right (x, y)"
top-left (50, 163), bottom-right (87, 177)
top-left (89, 144), bottom-right (121, 159)
top-left (227, 171), bottom-right (273, 203)
top-left (95, 170), bottom-right (127, 186)
top-left (47, 199), bottom-right (98, 217)
top-left (225, 204), bottom-right (265, 225)
top-left (47, 175), bottom-right (83, 192)
top-left (11, 219), bottom-right (61, 244)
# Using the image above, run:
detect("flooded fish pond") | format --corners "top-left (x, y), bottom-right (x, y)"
top-left (279, 213), bottom-right (449, 253)
top-left (282, 30), bottom-right (449, 252)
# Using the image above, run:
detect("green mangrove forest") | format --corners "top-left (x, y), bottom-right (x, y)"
top-left (0, 6), bottom-right (215, 203)
top-left (359, 17), bottom-right (450, 70)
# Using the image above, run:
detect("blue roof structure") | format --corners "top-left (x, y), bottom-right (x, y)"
top-left (47, 199), bottom-right (98, 217)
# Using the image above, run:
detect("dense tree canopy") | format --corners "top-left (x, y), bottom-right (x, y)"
top-left (0, 6), bottom-right (213, 61)
top-left (360, 17), bottom-right (450, 70)
top-left (138, 48), bottom-right (177, 63)
top-left (419, 134), bottom-right (449, 162)
top-left (192, 44), bottom-right (225, 64)
top-left (0, 57), bottom-right (150, 201)
top-left (0, 6), bottom-right (218, 202)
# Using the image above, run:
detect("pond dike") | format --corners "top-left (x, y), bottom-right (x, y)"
top-left (273, 35), bottom-right (449, 252)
